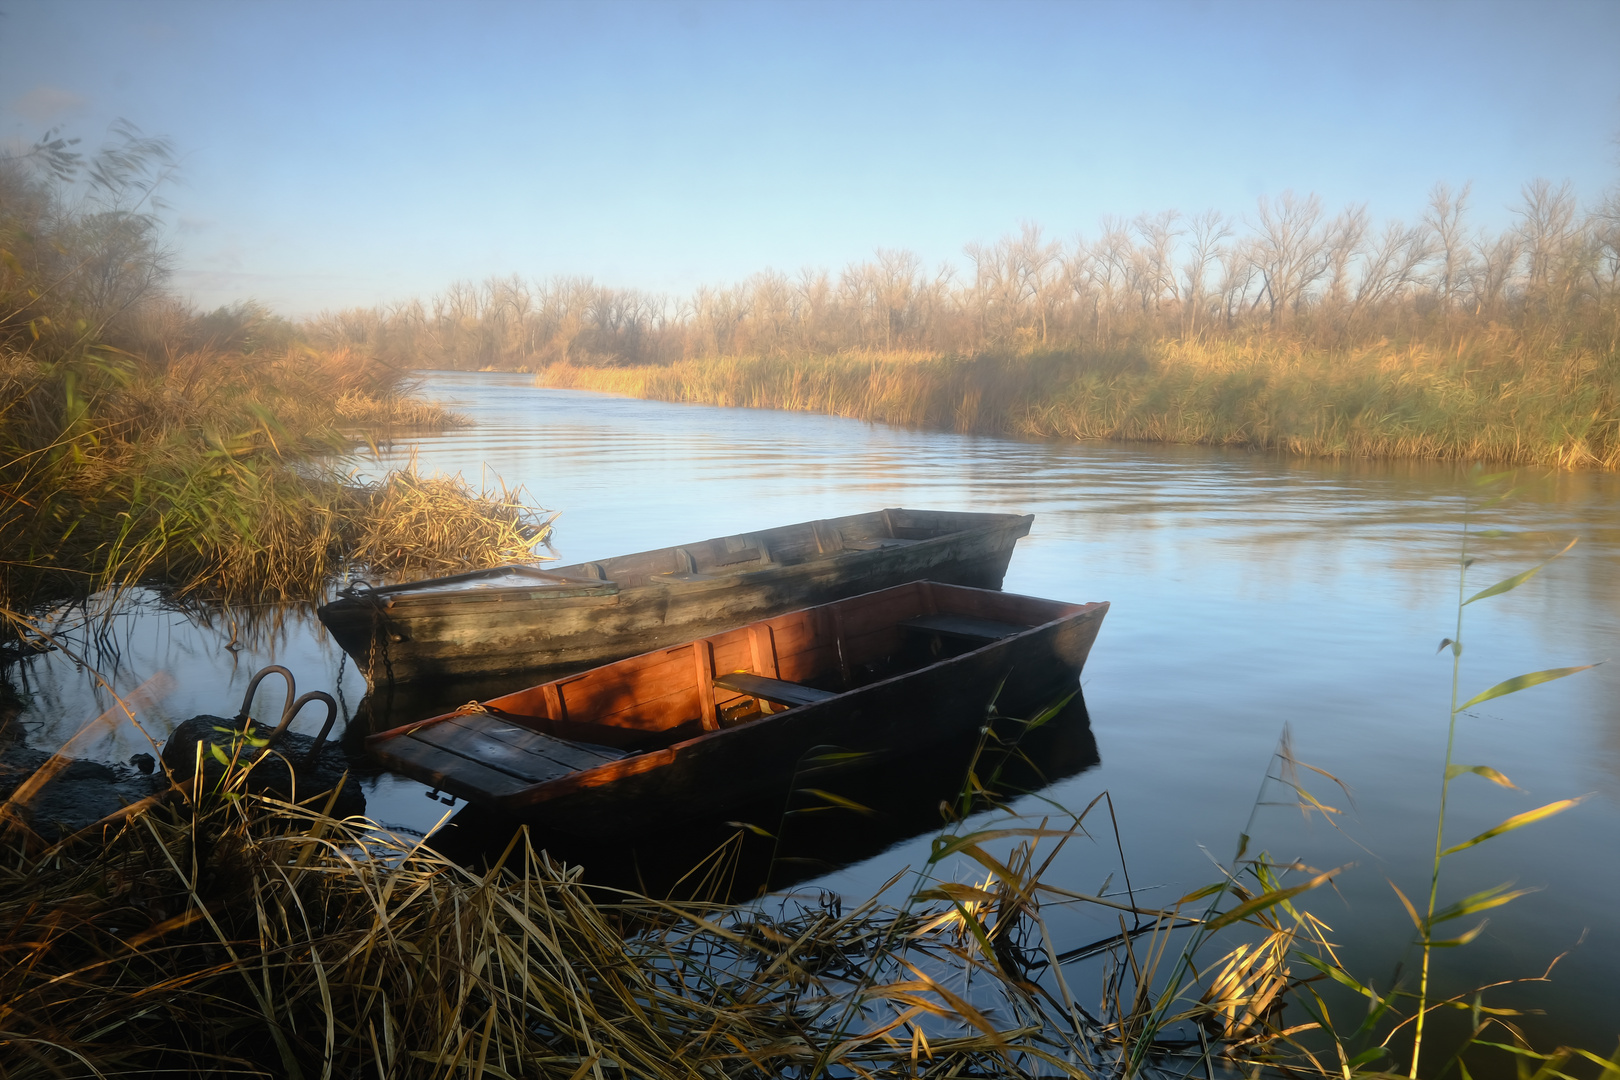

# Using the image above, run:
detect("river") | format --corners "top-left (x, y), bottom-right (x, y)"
top-left (11, 370), bottom-right (1619, 1059)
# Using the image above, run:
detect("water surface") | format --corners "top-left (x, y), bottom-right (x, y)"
top-left (13, 371), bottom-right (1618, 1055)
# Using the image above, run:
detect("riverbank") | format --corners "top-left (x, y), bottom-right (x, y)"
top-left (533, 338), bottom-right (1620, 469)
top-left (0, 341), bottom-right (553, 615)
top-left (5, 719), bottom-right (1610, 1079)
top-left (2, 137), bottom-right (556, 617)
top-left (7, 372), bottom-right (1616, 1077)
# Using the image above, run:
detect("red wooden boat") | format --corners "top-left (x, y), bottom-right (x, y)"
top-left (367, 581), bottom-right (1107, 833)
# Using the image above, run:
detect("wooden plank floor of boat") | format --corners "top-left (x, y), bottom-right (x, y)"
top-left (382, 713), bottom-right (628, 797)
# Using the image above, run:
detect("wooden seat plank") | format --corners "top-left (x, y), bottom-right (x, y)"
top-left (441, 714), bottom-right (625, 768)
top-left (410, 722), bottom-right (587, 784)
top-left (899, 613), bottom-right (1028, 642)
top-left (713, 672), bottom-right (838, 708)
top-left (375, 735), bottom-right (533, 799)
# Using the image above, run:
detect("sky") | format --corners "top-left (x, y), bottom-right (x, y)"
top-left (2, 0), bottom-right (1618, 317)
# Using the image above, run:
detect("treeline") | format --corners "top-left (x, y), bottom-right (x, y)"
top-left (307, 181), bottom-right (1620, 367)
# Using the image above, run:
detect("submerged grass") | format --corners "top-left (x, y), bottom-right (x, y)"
top-left (535, 336), bottom-right (1620, 469)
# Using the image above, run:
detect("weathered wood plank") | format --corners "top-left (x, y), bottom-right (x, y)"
top-left (694, 641), bottom-right (719, 731)
top-left (373, 735), bottom-right (532, 800)
top-left (440, 714), bottom-right (624, 768)
top-left (713, 672), bottom-right (838, 708)
top-left (410, 721), bottom-right (582, 784)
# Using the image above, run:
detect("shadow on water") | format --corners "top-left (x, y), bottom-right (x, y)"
top-left (421, 692), bottom-right (1100, 902)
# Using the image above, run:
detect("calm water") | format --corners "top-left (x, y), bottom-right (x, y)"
top-left (12, 371), bottom-right (1619, 1055)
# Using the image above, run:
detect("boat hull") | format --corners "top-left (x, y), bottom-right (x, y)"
top-left (367, 581), bottom-right (1107, 835)
top-left (319, 508), bottom-right (1032, 685)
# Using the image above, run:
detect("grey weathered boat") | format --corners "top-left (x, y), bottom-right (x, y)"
top-left (318, 508), bottom-right (1032, 686)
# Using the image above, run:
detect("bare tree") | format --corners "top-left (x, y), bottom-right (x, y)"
top-left (1423, 182), bottom-right (1474, 320)
top-left (1251, 191), bottom-right (1330, 324)
top-left (1515, 178), bottom-right (1581, 317)
top-left (1132, 210), bottom-right (1183, 320)
top-left (1351, 220), bottom-right (1433, 328)
top-left (964, 223), bottom-right (1058, 347)
top-left (1180, 210), bottom-right (1231, 338)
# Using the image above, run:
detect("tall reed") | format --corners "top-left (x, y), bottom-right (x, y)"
top-left (3, 632), bottom-right (1616, 1077)
top-left (535, 340), bottom-right (1620, 469)
top-left (1401, 472), bottom-right (1593, 1075)
top-left (0, 684), bottom-right (1372, 1080)
top-left (3, 128), bottom-right (551, 613)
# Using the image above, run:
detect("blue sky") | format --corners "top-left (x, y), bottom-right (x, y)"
top-left (3, 0), bottom-right (1617, 316)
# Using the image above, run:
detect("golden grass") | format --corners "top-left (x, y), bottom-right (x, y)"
top-left (0, 748), bottom-right (1332, 1079)
top-left (535, 337), bottom-right (1620, 470)
top-left (1, 673), bottom-right (1609, 1077)
top-left (343, 464), bottom-right (555, 581)
top-left (1, 343), bottom-right (528, 609)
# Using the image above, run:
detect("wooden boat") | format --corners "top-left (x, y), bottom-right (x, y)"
top-left (366, 580), bottom-right (1107, 833)
top-left (319, 508), bottom-right (1032, 686)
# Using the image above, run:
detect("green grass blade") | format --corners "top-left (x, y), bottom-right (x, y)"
top-left (1456, 666), bottom-right (1596, 711)
top-left (1204, 867), bottom-right (1339, 932)
top-left (1444, 764), bottom-right (1517, 788)
top-left (793, 788), bottom-right (876, 815)
top-left (1462, 539), bottom-right (1576, 605)
top-left (1440, 798), bottom-right (1583, 857)
top-left (1429, 883), bottom-right (1538, 924)
top-left (1425, 919), bottom-right (1489, 947)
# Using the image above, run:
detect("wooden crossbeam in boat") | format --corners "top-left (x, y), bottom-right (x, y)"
top-left (713, 672), bottom-right (837, 709)
top-left (899, 613), bottom-right (1029, 642)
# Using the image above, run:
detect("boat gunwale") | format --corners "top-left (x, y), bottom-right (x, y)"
top-left (321, 509), bottom-right (1034, 614)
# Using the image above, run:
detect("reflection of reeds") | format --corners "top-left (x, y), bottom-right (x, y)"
top-left (536, 339), bottom-right (1620, 469)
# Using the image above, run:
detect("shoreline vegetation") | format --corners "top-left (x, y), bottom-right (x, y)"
top-left (1, 728), bottom-right (1328, 1079)
top-left (1, 128), bottom-right (550, 616)
top-left (532, 340), bottom-right (1617, 468)
top-left (4, 682), bottom-right (1612, 1079)
top-left (309, 181), bottom-right (1618, 469)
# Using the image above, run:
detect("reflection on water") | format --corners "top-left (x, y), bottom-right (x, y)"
top-left (6, 371), bottom-right (1619, 1053)
top-left (428, 694), bottom-right (1101, 901)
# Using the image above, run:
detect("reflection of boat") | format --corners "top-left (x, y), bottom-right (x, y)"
top-left (318, 508), bottom-right (1032, 686)
top-left (366, 581), bottom-right (1108, 834)
top-left (427, 692), bottom-right (1103, 898)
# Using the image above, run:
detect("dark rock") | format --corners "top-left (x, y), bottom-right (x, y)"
top-left (161, 714), bottom-right (366, 818)
top-left (2, 741), bottom-right (168, 842)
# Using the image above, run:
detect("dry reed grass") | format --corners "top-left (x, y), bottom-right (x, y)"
top-left (0, 755), bottom-right (1337, 1079)
top-left (2, 665), bottom-right (1612, 1078)
top-left (343, 464), bottom-right (555, 580)
top-left (535, 338), bottom-right (1620, 470)
top-left (1, 341), bottom-right (525, 609)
